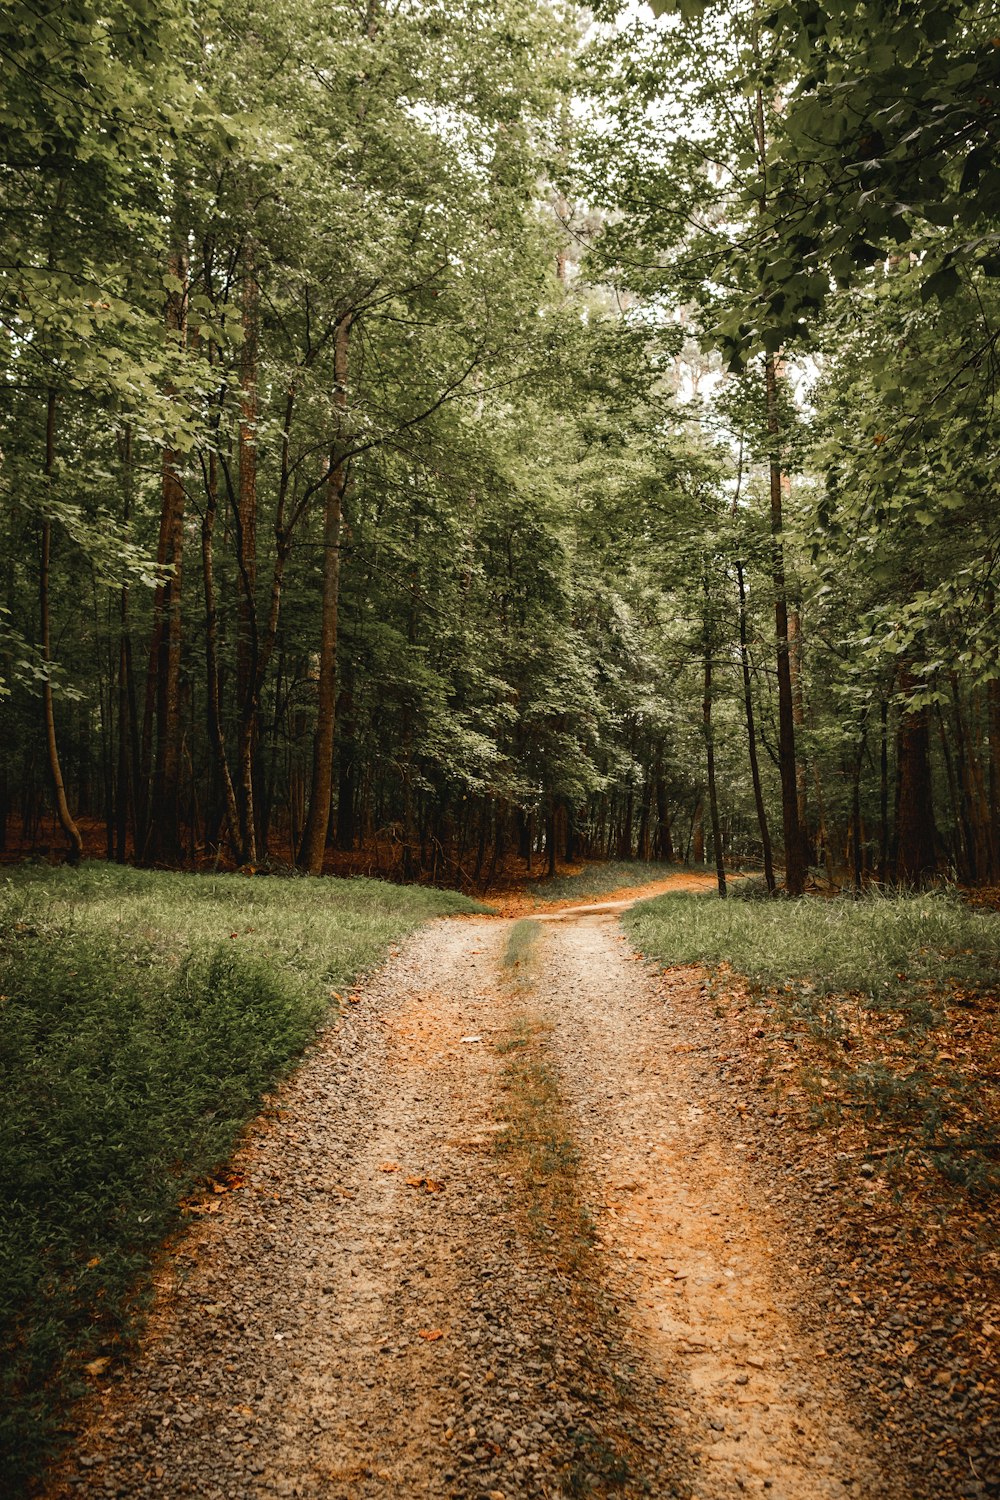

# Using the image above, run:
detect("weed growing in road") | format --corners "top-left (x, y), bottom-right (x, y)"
top-left (495, 1013), bottom-right (596, 1267)
top-left (503, 916), bottom-right (542, 973)
top-left (0, 862), bottom-right (479, 1492)
top-left (496, 922), bottom-right (594, 1267)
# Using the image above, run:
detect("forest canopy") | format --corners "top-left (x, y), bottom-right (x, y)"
top-left (1, 0), bottom-right (998, 893)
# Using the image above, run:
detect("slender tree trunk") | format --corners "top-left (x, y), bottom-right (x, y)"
top-left (753, 78), bottom-right (805, 895)
top-left (851, 714), bottom-right (869, 891)
top-left (235, 252), bottom-right (260, 863)
top-left (936, 702), bottom-right (965, 878)
top-left (736, 558), bottom-right (775, 890)
top-left (878, 694), bottom-right (890, 883)
top-left (115, 426), bottom-right (134, 862)
top-left (895, 665), bottom-right (937, 885)
top-left (765, 355), bottom-right (805, 894)
top-left (145, 248), bottom-right (189, 862)
top-left (201, 447), bottom-right (241, 857)
top-left (300, 316), bottom-right (352, 873)
top-left (702, 579), bottom-right (726, 897)
top-left (788, 602), bottom-right (811, 867)
top-left (39, 388), bottom-right (83, 863)
top-left (988, 591), bottom-right (1000, 875)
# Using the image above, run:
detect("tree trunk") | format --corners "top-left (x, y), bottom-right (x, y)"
top-left (235, 252), bottom-right (260, 863)
top-left (115, 426), bottom-right (134, 862)
top-left (201, 446), bottom-right (241, 858)
top-left (735, 558), bottom-right (775, 891)
top-left (765, 354), bottom-right (805, 895)
top-left (702, 579), bottom-right (726, 897)
top-left (895, 666), bottom-right (937, 885)
top-left (851, 715), bottom-right (869, 891)
top-left (788, 602), bottom-right (811, 868)
top-left (753, 78), bottom-right (805, 895)
top-left (300, 315), bottom-right (352, 874)
top-left (878, 694), bottom-right (890, 883)
top-left (145, 248), bottom-right (189, 863)
top-left (39, 389), bottom-right (83, 863)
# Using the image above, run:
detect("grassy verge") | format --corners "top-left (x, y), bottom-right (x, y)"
top-left (531, 860), bottom-right (681, 905)
top-left (625, 888), bottom-right (1000, 1195)
top-left (0, 862), bottom-right (481, 1492)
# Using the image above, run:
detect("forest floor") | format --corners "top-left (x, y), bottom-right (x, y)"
top-left (41, 875), bottom-right (999, 1500)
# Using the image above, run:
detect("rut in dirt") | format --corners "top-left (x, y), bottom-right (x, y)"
top-left (47, 904), bottom-right (898, 1500)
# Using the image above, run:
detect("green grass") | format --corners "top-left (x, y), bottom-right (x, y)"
top-left (0, 862), bottom-right (481, 1492)
top-left (626, 887), bottom-right (1000, 1195)
top-left (532, 859), bottom-right (679, 904)
top-left (625, 886), bottom-right (1000, 1016)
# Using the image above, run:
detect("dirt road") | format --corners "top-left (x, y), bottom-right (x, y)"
top-left (48, 895), bottom-right (900, 1500)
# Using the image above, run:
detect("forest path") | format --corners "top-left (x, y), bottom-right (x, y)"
top-left (48, 895), bottom-right (894, 1500)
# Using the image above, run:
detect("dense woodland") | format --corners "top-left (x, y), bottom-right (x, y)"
top-left (1, 0), bottom-right (998, 893)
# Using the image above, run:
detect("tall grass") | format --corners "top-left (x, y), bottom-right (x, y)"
top-left (625, 887), bottom-right (1000, 1013)
top-left (0, 863), bottom-right (480, 1491)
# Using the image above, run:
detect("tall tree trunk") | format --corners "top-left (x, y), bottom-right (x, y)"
top-left (702, 579), bottom-right (726, 898)
top-left (753, 77), bottom-right (805, 895)
top-left (235, 252), bottom-right (260, 863)
top-left (851, 713), bottom-right (869, 891)
top-left (788, 602), bottom-right (811, 867)
top-left (201, 445), bottom-right (241, 858)
top-left (878, 694), bottom-right (890, 884)
top-left (300, 315), bottom-right (352, 874)
top-left (988, 591), bottom-right (1000, 875)
top-left (145, 248), bottom-right (189, 863)
top-left (895, 665), bottom-right (937, 885)
top-left (115, 425), bottom-right (134, 862)
top-left (765, 354), bottom-right (805, 894)
top-left (735, 558), bottom-right (775, 891)
top-left (39, 388), bottom-right (83, 863)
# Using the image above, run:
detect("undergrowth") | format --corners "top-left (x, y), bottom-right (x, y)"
top-left (0, 862), bottom-right (479, 1492)
top-left (626, 886), bottom-right (1000, 1016)
top-left (626, 888), bottom-right (1000, 1196)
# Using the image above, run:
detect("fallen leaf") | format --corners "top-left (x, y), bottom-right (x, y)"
top-left (425, 1178), bottom-right (444, 1193)
top-left (86, 1256), bottom-right (101, 1269)
top-left (85, 1357), bottom-right (111, 1377)
top-left (405, 1176), bottom-right (425, 1188)
top-left (380, 1163), bottom-right (401, 1173)
top-left (418, 1328), bottom-right (444, 1341)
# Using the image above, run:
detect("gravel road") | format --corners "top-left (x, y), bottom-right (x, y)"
top-left (46, 899), bottom-right (908, 1500)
